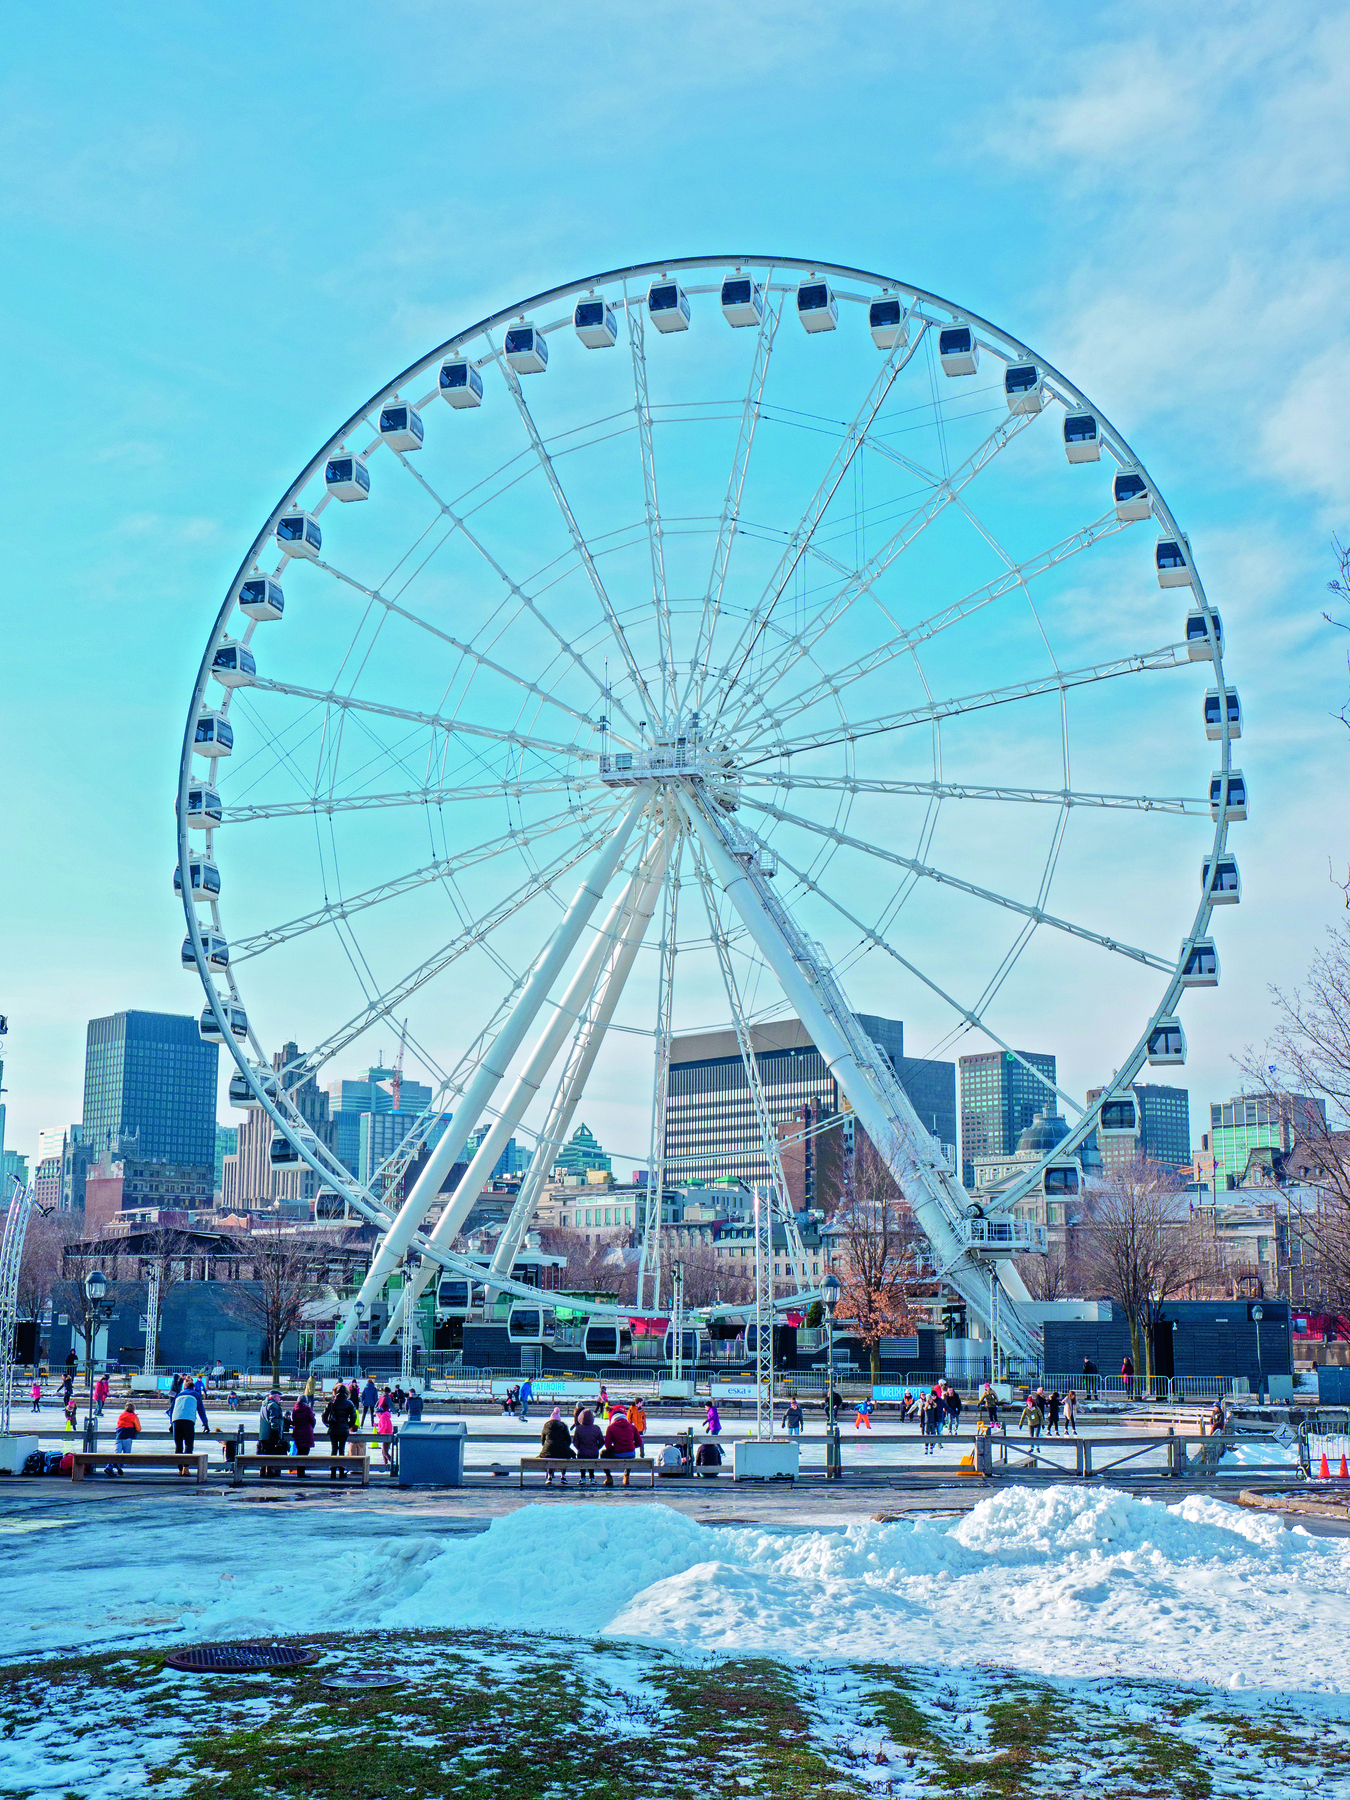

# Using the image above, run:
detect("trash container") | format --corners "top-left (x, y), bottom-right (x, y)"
top-left (397, 1420), bottom-right (468, 1488)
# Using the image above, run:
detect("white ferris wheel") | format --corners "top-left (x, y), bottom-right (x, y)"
top-left (177, 256), bottom-right (1242, 1367)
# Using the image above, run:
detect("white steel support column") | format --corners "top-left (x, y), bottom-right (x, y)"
top-left (682, 794), bottom-right (1041, 1367)
top-left (484, 824), bottom-right (673, 1291)
top-left (334, 788), bottom-right (650, 1344)
top-left (383, 829), bottom-right (670, 1340)
top-left (637, 834), bottom-right (682, 1311)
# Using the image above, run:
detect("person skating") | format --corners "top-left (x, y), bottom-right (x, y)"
top-left (704, 1400), bottom-right (722, 1437)
top-left (783, 1397), bottom-right (804, 1435)
top-left (170, 1383), bottom-right (206, 1475)
top-left (541, 1408), bottom-right (573, 1485)
top-left (358, 1377), bottom-right (378, 1428)
top-left (518, 1377), bottom-right (534, 1422)
top-left (627, 1396), bottom-right (647, 1453)
top-left (1018, 1392), bottom-right (1044, 1454)
top-left (405, 1386), bottom-right (424, 1422)
top-left (29, 1379), bottom-right (42, 1414)
top-left (854, 1397), bottom-right (873, 1430)
top-left (1063, 1389), bottom-right (1078, 1433)
top-left (323, 1381), bottom-right (357, 1478)
top-left (600, 1406), bottom-right (638, 1486)
top-left (945, 1385), bottom-right (963, 1435)
top-left (375, 1399), bottom-right (394, 1468)
top-left (93, 1374), bottom-right (110, 1418)
top-left (291, 1393), bottom-right (316, 1477)
top-left (572, 1407), bottom-right (604, 1481)
top-left (106, 1403), bottom-right (140, 1476)
top-left (347, 1377), bottom-right (361, 1415)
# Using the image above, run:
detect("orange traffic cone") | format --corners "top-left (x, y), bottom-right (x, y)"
top-left (1319, 1452), bottom-right (1331, 1479)
top-left (1339, 1454), bottom-right (1349, 1480)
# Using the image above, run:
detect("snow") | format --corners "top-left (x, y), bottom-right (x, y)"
top-left (4, 1488), bottom-right (1347, 1697)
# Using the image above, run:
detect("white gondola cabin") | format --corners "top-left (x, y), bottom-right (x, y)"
top-left (574, 297), bottom-right (618, 348)
top-left (1063, 412), bottom-right (1101, 463)
top-left (436, 1277), bottom-right (472, 1315)
top-left (194, 711), bottom-right (233, 757)
top-left (504, 323), bottom-right (548, 373)
top-left (1043, 1163), bottom-right (1080, 1196)
top-left (1186, 608), bottom-right (1223, 660)
top-left (440, 357), bottom-right (484, 407)
top-left (1099, 1094), bottom-right (1139, 1138)
top-left (1155, 535), bottom-right (1193, 588)
top-left (276, 509), bottom-right (321, 560)
top-left (507, 1302), bottom-right (556, 1344)
top-left (1181, 939), bottom-right (1220, 987)
top-left (721, 275), bottom-right (764, 328)
top-left (378, 402), bottom-right (424, 451)
top-left (1004, 363), bottom-right (1044, 413)
top-left (1113, 470), bottom-right (1151, 521)
top-left (181, 929), bottom-right (229, 972)
top-left (1210, 770), bottom-right (1247, 821)
top-left (229, 1069), bottom-right (278, 1108)
top-left (1202, 854), bottom-right (1241, 904)
top-left (238, 576), bottom-right (283, 622)
top-left (174, 855), bottom-right (220, 902)
top-left (647, 278), bottom-right (690, 333)
top-left (211, 640), bottom-right (256, 688)
top-left (186, 784), bottom-right (221, 829)
top-left (663, 1326), bottom-right (700, 1366)
top-left (797, 277), bottom-right (838, 332)
top-left (939, 325), bottom-right (978, 375)
top-left (1204, 687), bottom-right (1242, 740)
top-left (325, 453), bottom-right (370, 502)
top-left (199, 1001), bottom-right (248, 1043)
top-left (270, 1130), bottom-right (301, 1167)
top-left (869, 295), bottom-right (907, 349)
top-left (1147, 1017), bottom-right (1187, 1066)
top-left (583, 1322), bottom-right (633, 1363)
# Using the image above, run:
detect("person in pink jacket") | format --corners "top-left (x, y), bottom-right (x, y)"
top-left (375, 1401), bottom-right (394, 1467)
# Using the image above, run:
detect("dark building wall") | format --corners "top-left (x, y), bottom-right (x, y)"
top-left (1045, 1301), bottom-right (1292, 1386)
top-left (49, 1278), bottom-right (288, 1373)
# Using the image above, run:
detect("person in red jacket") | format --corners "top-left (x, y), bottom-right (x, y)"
top-left (600, 1406), bottom-right (638, 1486)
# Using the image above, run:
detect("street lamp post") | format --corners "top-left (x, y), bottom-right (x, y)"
top-left (822, 1271), bottom-right (841, 1482)
top-left (1251, 1304), bottom-right (1265, 1398)
top-left (81, 1269), bottom-right (113, 1454)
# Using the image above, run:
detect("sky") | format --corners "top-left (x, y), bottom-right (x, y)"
top-left (1, 0), bottom-right (1347, 1171)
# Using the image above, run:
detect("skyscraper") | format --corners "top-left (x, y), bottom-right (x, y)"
top-left (959, 1049), bottom-right (1058, 1188)
top-left (1207, 1092), bottom-right (1326, 1190)
top-left (1086, 1083), bottom-right (1191, 1173)
top-left (326, 1063), bottom-right (433, 1177)
top-left (82, 1011), bottom-right (217, 1170)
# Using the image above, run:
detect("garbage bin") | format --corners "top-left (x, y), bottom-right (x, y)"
top-left (397, 1420), bottom-right (468, 1488)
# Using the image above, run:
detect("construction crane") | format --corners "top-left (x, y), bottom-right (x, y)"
top-left (390, 1019), bottom-right (407, 1113)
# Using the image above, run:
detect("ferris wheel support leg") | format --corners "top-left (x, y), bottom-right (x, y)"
top-left (381, 826), bottom-right (672, 1343)
top-left (334, 789), bottom-right (652, 1347)
top-left (681, 795), bottom-right (1041, 1367)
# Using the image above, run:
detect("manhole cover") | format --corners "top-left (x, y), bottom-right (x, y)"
top-left (322, 1672), bottom-right (405, 1690)
top-left (165, 1643), bottom-right (319, 1673)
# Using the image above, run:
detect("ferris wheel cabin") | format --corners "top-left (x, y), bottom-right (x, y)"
top-left (504, 324), bottom-right (548, 373)
top-left (939, 325), bottom-right (977, 375)
top-left (1181, 939), bottom-right (1220, 986)
top-left (1155, 536), bottom-right (1194, 588)
top-left (193, 711), bottom-right (233, 757)
top-left (237, 576), bottom-right (284, 622)
top-left (229, 1068), bottom-right (279, 1108)
top-left (1210, 770), bottom-right (1247, 821)
top-left (1098, 1094), bottom-right (1139, 1138)
top-left (582, 1322), bottom-right (633, 1363)
top-left (378, 403), bottom-right (424, 451)
top-left (1186, 609), bottom-right (1223, 659)
top-left (270, 1130), bottom-right (301, 1167)
top-left (797, 278), bottom-right (838, 332)
top-left (1063, 413), bottom-right (1101, 463)
top-left (1113, 470), bottom-right (1152, 521)
top-left (1043, 1162), bottom-right (1080, 1196)
top-left (440, 358), bottom-right (484, 407)
top-left (1202, 854), bottom-right (1242, 904)
top-left (181, 929), bottom-right (229, 972)
top-left (1204, 687), bottom-right (1242, 740)
top-left (1004, 363), bottom-right (1044, 414)
top-left (186, 784), bottom-right (221, 829)
top-left (647, 279), bottom-right (691, 333)
top-left (276, 510), bottom-right (322, 560)
top-left (574, 297), bottom-right (618, 348)
top-left (1146, 1017), bottom-right (1187, 1066)
top-left (721, 275), bottom-right (764, 328)
top-left (869, 296), bottom-right (907, 349)
top-left (507, 1303), bottom-right (556, 1345)
top-left (174, 855), bottom-right (220, 902)
top-left (325, 454), bottom-right (371, 502)
top-left (663, 1325), bottom-right (701, 1365)
top-left (199, 1001), bottom-right (248, 1043)
top-left (436, 1277), bottom-right (473, 1316)
top-left (211, 640), bottom-right (256, 688)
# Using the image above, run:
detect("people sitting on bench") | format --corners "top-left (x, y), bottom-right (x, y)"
top-left (600, 1406), bottom-right (638, 1486)
top-left (695, 1438), bottom-right (723, 1477)
top-left (572, 1407), bottom-right (603, 1481)
top-left (541, 1409), bottom-right (573, 1485)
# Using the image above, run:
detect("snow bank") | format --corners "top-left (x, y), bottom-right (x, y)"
top-left (6, 1490), bottom-right (1346, 1694)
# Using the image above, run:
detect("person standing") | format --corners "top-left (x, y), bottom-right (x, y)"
top-left (291, 1393), bottom-right (316, 1477)
top-left (1046, 1390), bottom-right (1061, 1435)
top-left (374, 1399), bottom-right (394, 1468)
top-left (627, 1396), bottom-right (647, 1453)
top-left (359, 1377), bottom-right (378, 1428)
top-left (518, 1377), bottom-right (533, 1422)
top-left (405, 1386), bottom-right (424, 1422)
top-left (946, 1385), bottom-right (963, 1435)
top-left (1082, 1356), bottom-right (1097, 1401)
top-left (1018, 1392), bottom-right (1044, 1452)
top-left (29, 1378), bottom-right (42, 1414)
top-left (1120, 1353), bottom-right (1134, 1397)
top-left (170, 1385), bottom-right (203, 1476)
top-left (1063, 1389), bottom-right (1078, 1434)
top-left (303, 1370), bottom-right (317, 1404)
top-left (347, 1376), bottom-right (360, 1414)
top-left (92, 1374), bottom-right (110, 1418)
top-left (257, 1388), bottom-right (287, 1479)
top-left (323, 1381), bottom-right (356, 1479)
top-left (784, 1397), bottom-right (804, 1436)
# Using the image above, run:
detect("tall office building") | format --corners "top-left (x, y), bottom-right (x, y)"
top-left (959, 1049), bottom-right (1058, 1188)
top-left (221, 1040), bottom-right (334, 1208)
top-left (666, 1015), bottom-right (956, 1191)
top-left (1207, 1091), bottom-right (1326, 1190)
top-left (82, 1011), bottom-right (217, 1170)
top-left (359, 1108), bottom-right (447, 1191)
top-left (466, 1123), bottom-right (529, 1182)
top-left (1086, 1083), bottom-right (1191, 1173)
top-left (214, 1124), bottom-right (238, 1194)
top-left (554, 1124), bottom-right (611, 1178)
top-left (326, 1062), bottom-right (433, 1177)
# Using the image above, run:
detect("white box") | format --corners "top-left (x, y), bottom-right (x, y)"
top-left (0, 1436), bottom-right (39, 1474)
top-left (733, 1438), bottom-right (800, 1482)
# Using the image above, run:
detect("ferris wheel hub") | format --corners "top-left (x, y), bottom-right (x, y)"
top-left (598, 719), bottom-right (741, 810)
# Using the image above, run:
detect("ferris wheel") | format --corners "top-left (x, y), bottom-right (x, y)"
top-left (177, 256), bottom-right (1242, 1365)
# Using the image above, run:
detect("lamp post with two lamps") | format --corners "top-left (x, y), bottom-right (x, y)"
top-left (80, 1268), bottom-right (115, 1453)
top-left (822, 1270), bottom-right (842, 1481)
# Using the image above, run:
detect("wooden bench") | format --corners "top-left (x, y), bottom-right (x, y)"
top-left (71, 1451), bottom-right (209, 1485)
top-left (518, 1457), bottom-right (654, 1489)
top-left (231, 1451), bottom-right (370, 1487)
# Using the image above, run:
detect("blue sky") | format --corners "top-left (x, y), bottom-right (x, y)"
top-left (2, 1), bottom-right (1346, 1164)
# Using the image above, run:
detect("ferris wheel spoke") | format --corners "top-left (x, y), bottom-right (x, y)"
top-left (229, 800), bottom-right (618, 960)
top-left (738, 772), bottom-right (1207, 816)
top-left (490, 338), bottom-right (659, 723)
top-left (740, 641), bottom-right (1190, 766)
top-left (386, 450), bottom-right (647, 742)
top-left (763, 838), bottom-right (1081, 1118)
top-left (736, 510), bottom-right (1128, 739)
top-left (220, 773), bottom-right (594, 826)
top-left (710, 323), bottom-right (930, 713)
top-left (239, 676), bottom-right (593, 765)
top-left (724, 407), bottom-right (1037, 736)
top-left (739, 794), bottom-right (1172, 971)
top-left (684, 286), bottom-right (783, 714)
top-left (624, 290), bottom-right (676, 724)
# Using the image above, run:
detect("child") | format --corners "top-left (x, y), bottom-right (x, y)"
top-left (227, 1388), bottom-right (240, 1411)
top-left (106, 1404), bottom-right (141, 1477)
top-left (29, 1379), bottom-right (42, 1414)
top-left (853, 1397), bottom-right (873, 1430)
top-left (375, 1400), bottom-right (394, 1467)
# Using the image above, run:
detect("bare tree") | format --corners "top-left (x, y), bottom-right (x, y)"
top-left (1015, 1243), bottom-right (1069, 1303)
top-left (1078, 1156), bottom-right (1197, 1388)
top-left (17, 1210), bottom-right (80, 1321)
top-left (537, 1228), bottom-right (636, 1301)
top-left (1241, 915), bottom-right (1350, 1315)
top-left (224, 1223), bottom-right (335, 1385)
top-left (831, 1134), bottom-right (922, 1380)
top-left (674, 1242), bottom-right (753, 1309)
